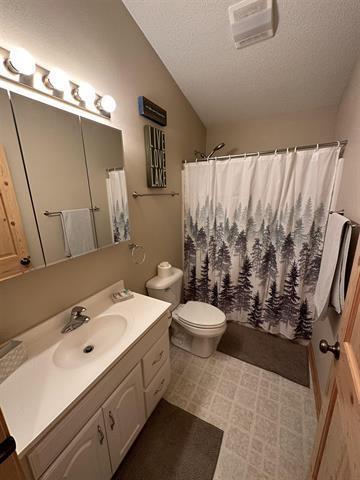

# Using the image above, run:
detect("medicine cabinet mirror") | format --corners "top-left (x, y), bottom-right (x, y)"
top-left (0, 88), bottom-right (130, 282)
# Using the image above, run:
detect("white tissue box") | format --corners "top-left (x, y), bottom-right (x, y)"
top-left (0, 340), bottom-right (27, 384)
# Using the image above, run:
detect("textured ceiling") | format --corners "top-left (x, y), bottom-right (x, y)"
top-left (123, 0), bottom-right (360, 127)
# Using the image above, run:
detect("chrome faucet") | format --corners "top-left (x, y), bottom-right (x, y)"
top-left (61, 306), bottom-right (90, 334)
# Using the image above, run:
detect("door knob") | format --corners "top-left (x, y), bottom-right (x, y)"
top-left (20, 257), bottom-right (31, 266)
top-left (0, 436), bottom-right (16, 465)
top-left (319, 339), bottom-right (340, 360)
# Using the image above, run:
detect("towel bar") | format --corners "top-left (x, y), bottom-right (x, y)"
top-left (132, 191), bottom-right (179, 198)
top-left (44, 207), bottom-right (100, 217)
top-left (330, 210), bottom-right (359, 229)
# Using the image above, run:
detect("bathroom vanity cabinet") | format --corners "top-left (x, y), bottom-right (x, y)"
top-left (11, 300), bottom-right (171, 480)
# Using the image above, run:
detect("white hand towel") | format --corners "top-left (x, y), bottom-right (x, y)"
top-left (330, 222), bottom-right (352, 313)
top-left (60, 209), bottom-right (96, 257)
top-left (314, 213), bottom-right (349, 319)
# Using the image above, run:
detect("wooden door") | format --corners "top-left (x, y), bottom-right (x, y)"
top-left (310, 237), bottom-right (360, 479)
top-left (0, 409), bottom-right (24, 480)
top-left (102, 364), bottom-right (146, 472)
top-left (40, 409), bottom-right (112, 480)
top-left (0, 145), bottom-right (30, 281)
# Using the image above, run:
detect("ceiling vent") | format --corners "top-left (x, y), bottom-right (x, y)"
top-left (228, 0), bottom-right (274, 49)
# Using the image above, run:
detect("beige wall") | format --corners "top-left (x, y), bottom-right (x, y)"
top-left (0, 0), bottom-right (205, 342)
top-left (311, 56), bottom-right (360, 397)
top-left (206, 106), bottom-right (337, 155)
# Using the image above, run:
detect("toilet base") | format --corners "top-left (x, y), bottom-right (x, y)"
top-left (170, 320), bottom-right (225, 358)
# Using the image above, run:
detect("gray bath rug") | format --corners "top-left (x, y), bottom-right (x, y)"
top-left (217, 322), bottom-right (310, 387)
top-left (112, 399), bottom-right (223, 480)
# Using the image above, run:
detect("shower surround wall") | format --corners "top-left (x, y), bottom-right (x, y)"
top-left (206, 106), bottom-right (337, 156)
top-left (0, 0), bottom-right (205, 342)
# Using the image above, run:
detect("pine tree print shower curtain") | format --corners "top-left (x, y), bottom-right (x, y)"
top-left (183, 147), bottom-right (343, 340)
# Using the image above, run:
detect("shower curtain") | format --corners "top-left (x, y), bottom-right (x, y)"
top-left (183, 146), bottom-right (343, 340)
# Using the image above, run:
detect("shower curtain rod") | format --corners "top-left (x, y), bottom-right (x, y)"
top-left (183, 140), bottom-right (347, 164)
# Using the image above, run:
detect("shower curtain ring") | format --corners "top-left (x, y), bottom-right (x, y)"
top-left (274, 149), bottom-right (278, 156)
top-left (316, 143), bottom-right (319, 151)
top-left (337, 140), bottom-right (340, 148)
top-left (286, 147), bottom-right (289, 155)
top-left (294, 146), bottom-right (297, 153)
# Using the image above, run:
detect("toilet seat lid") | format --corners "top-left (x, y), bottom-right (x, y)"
top-left (178, 301), bottom-right (226, 328)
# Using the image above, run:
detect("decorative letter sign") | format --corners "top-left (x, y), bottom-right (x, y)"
top-left (144, 125), bottom-right (167, 188)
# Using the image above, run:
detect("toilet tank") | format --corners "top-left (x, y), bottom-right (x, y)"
top-left (146, 267), bottom-right (183, 311)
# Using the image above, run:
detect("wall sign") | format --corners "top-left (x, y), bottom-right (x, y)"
top-left (144, 125), bottom-right (166, 188)
top-left (138, 96), bottom-right (167, 126)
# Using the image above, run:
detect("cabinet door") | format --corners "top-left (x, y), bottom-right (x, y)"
top-left (10, 93), bottom-right (94, 264)
top-left (102, 363), bottom-right (146, 472)
top-left (41, 409), bottom-right (111, 480)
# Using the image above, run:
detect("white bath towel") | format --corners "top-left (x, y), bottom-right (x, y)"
top-left (60, 209), bottom-right (96, 257)
top-left (314, 213), bottom-right (350, 319)
top-left (330, 222), bottom-right (352, 313)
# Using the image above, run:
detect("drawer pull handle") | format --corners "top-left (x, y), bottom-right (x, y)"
top-left (154, 378), bottom-right (165, 396)
top-left (109, 411), bottom-right (115, 430)
top-left (152, 350), bottom-right (164, 366)
top-left (97, 425), bottom-right (104, 445)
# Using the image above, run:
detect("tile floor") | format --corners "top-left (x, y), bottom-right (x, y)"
top-left (164, 344), bottom-right (317, 480)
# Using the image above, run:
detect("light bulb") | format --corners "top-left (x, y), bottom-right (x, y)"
top-left (97, 95), bottom-right (116, 113)
top-left (46, 68), bottom-right (69, 92)
top-left (74, 82), bottom-right (96, 105)
top-left (7, 47), bottom-right (36, 76)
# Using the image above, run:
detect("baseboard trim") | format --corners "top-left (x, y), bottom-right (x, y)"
top-left (308, 342), bottom-right (322, 418)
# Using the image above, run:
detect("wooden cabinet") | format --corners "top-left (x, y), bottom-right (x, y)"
top-left (0, 145), bottom-right (30, 281)
top-left (102, 363), bottom-right (145, 472)
top-left (40, 410), bottom-right (111, 480)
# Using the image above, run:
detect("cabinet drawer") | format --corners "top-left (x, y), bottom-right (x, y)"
top-left (144, 360), bottom-right (171, 417)
top-left (142, 330), bottom-right (169, 388)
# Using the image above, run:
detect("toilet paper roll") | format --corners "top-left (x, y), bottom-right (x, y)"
top-left (157, 261), bottom-right (172, 278)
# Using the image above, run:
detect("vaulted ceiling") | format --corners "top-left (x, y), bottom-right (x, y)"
top-left (123, 0), bottom-right (360, 127)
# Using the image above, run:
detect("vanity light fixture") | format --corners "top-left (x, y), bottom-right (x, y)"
top-left (97, 94), bottom-right (117, 113)
top-left (45, 68), bottom-right (70, 92)
top-left (73, 82), bottom-right (96, 105)
top-left (6, 47), bottom-right (36, 76)
top-left (1, 45), bottom-right (115, 118)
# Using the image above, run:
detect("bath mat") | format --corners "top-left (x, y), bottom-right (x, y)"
top-left (112, 399), bottom-right (223, 480)
top-left (217, 322), bottom-right (310, 387)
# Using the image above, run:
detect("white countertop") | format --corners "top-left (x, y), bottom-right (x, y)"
top-left (0, 281), bottom-right (170, 455)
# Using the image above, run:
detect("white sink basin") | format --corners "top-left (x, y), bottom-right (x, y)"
top-left (53, 314), bottom-right (127, 369)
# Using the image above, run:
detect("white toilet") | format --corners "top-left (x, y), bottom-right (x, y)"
top-left (146, 264), bottom-right (227, 358)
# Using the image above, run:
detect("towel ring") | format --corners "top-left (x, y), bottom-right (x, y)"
top-left (128, 243), bottom-right (146, 264)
